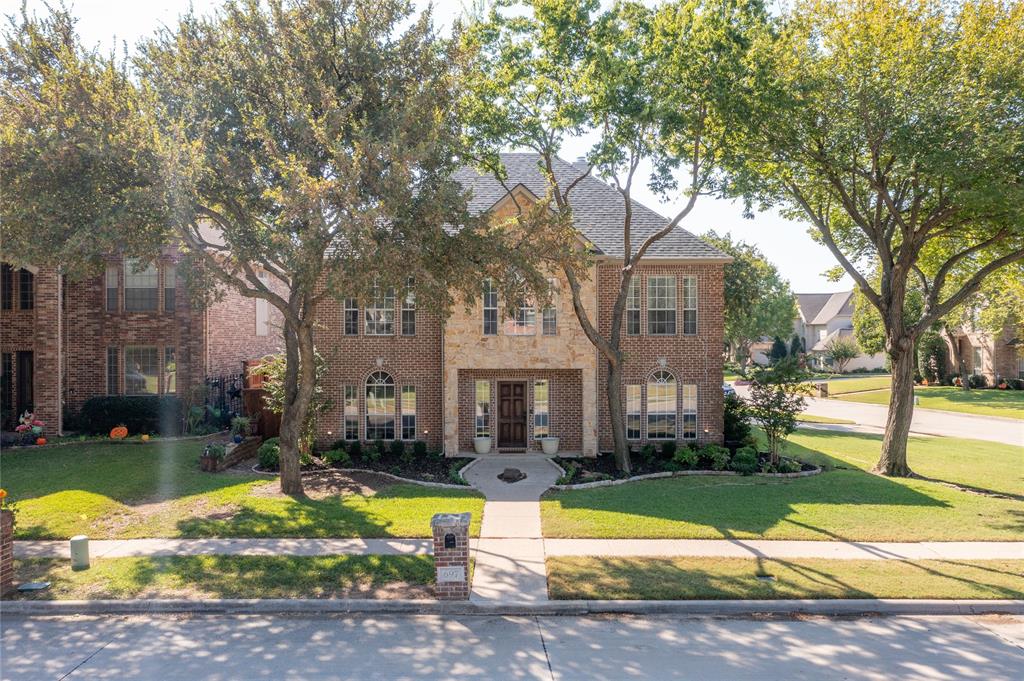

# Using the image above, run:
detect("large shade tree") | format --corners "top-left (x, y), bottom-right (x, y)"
top-left (3, 0), bottom-right (539, 494)
top-left (463, 0), bottom-right (767, 472)
top-left (703, 231), bottom-right (795, 373)
top-left (736, 0), bottom-right (1024, 475)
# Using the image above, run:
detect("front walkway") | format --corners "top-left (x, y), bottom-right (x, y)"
top-left (462, 456), bottom-right (561, 603)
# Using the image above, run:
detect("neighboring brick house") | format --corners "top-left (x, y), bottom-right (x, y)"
top-left (0, 250), bottom-right (282, 433)
top-left (945, 322), bottom-right (1023, 384)
top-left (315, 153), bottom-right (729, 456)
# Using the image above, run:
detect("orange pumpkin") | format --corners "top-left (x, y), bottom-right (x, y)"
top-left (36, 437), bottom-right (47, 446)
top-left (110, 426), bottom-right (128, 440)
top-left (141, 434), bottom-right (150, 442)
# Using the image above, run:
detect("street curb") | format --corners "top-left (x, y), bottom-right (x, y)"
top-left (3, 598), bottom-right (1021, 617)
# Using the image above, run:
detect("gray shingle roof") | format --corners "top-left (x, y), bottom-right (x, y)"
top-left (453, 153), bottom-right (729, 260)
top-left (798, 290), bottom-right (854, 325)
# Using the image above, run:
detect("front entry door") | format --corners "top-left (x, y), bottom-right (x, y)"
top-left (497, 381), bottom-right (527, 448)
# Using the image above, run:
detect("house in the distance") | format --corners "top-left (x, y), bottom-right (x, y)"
top-left (0, 253), bottom-right (282, 433)
top-left (313, 153), bottom-right (730, 456)
top-left (794, 290), bottom-right (885, 372)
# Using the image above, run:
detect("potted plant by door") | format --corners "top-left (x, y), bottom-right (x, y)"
top-left (473, 435), bottom-right (492, 455)
top-left (540, 436), bottom-right (560, 456)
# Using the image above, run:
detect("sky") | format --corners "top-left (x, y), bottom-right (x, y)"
top-left (1, 0), bottom-right (853, 293)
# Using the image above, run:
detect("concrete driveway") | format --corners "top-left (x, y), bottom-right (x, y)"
top-left (3, 613), bottom-right (1022, 680)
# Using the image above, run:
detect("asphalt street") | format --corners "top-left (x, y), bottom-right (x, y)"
top-left (2, 613), bottom-right (1023, 680)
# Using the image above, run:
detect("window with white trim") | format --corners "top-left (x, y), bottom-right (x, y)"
top-left (475, 380), bottom-right (491, 437)
top-left (646, 370), bottom-right (676, 439)
top-left (124, 345), bottom-right (159, 395)
top-left (164, 264), bottom-right (176, 314)
top-left (344, 385), bottom-right (359, 440)
top-left (682, 276), bottom-right (697, 335)
top-left (626, 384), bottom-right (641, 440)
top-left (533, 379), bottom-right (549, 438)
top-left (163, 347), bottom-right (176, 394)
top-left (401, 385), bottom-right (416, 440)
top-left (106, 347), bottom-right (119, 394)
top-left (124, 259), bottom-right (158, 312)
top-left (401, 278), bottom-right (416, 336)
top-left (681, 384), bottom-right (697, 440)
top-left (972, 347), bottom-right (983, 375)
top-left (344, 298), bottom-right (359, 335)
top-left (506, 301), bottom-right (536, 335)
top-left (255, 271), bottom-right (270, 337)
top-left (105, 265), bottom-right (118, 312)
top-left (626, 277), bottom-right (641, 335)
top-left (1017, 356), bottom-right (1024, 380)
top-left (482, 279), bottom-right (498, 336)
top-left (365, 285), bottom-right (395, 335)
top-left (541, 279), bottom-right (557, 336)
top-left (647, 276), bottom-right (676, 335)
top-left (365, 371), bottom-right (395, 439)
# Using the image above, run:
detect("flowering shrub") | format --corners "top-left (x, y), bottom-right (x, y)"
top-left (13, 412), bottom-right (44, 444)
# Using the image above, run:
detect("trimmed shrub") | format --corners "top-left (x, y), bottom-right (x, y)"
top-left (330, 439), bottom-right (348, 453)
top-left (699, 444), bottom-right (731, 471)
top-left (723, 393), bottom-right (751, 444)
top-left (730, 446), bottom-right (758, 475)
top-left (348, 440), bottom-right (363, 462)
top-left (371, 439), bottom-right (387, 462)
top-left (324, 447), bottom-right (351, 467)
top-left (78, 396), bottom-right (183, 436)
top-left (390, 439), bottom-right (406, 459)
top-left (258, 437), bottom-right (280, 470)
top-left (413, 440), bottom-right (429, 458)
top-left (659, 441), bottom-right (677, 462)
top-left (968, 373), bottom-right (989, 389)
top-left (672, 444), bottom-right (699, 469)
top-left (638, 444), bottom-right (657, 466)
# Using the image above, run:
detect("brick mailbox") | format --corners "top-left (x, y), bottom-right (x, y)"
top-left (431, 512), bottom-right (471, 600)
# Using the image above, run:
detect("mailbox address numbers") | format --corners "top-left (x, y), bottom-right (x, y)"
top-left (437, 566), bottom-right (466, 583)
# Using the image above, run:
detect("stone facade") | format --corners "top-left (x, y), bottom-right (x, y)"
top-left (0, 253), bottom-right (283, 433)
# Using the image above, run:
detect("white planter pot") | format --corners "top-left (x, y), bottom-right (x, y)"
top-left (541, 437), bottom-right (560, 456)
top-left (473, 436), bottom-right (492, 455)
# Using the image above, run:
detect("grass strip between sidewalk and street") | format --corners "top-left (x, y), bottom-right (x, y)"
top-left (795, 414), bottom-right (856, 425)
top-left (8, 555), bottom-right (438, 600)
top-left (546, 557), bottom-right (1024, 600)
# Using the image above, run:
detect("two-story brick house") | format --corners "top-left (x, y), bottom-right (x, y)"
top-left (315, 153), bottom-right (729, 456)
top-left (0, 250), bottom-right (282, 433)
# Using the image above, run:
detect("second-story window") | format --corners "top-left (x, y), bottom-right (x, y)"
top-left (682, 276), bottom-right (697, 335)
top-left (18, 269), bottom-right (33, 310)
top-left (647, 275), bottom-right (676, 335)
top-left (2, 264), bottom-right (13, 310)
top-left (163, 264), bottom-right (176, 314)
top-left (124, 258), bottom-right (158, 312)
top-left (482, 279), bottom-right (498, 336)
top-left (344, 298), bottom-right (359, 335)
top-left (365, 285), bottom-right (395, 335)
top-left (401, 278), bottom-right (416, 336)
top-left (625, 277), bottom-right (641, 335)
top-left (541, 278), bottom-right (557, 336)
top-left (105, 265), bottom-right (118, 312)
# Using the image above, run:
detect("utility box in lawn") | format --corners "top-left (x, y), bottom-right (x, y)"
top-left (431, 513), bottom-right (470, 600)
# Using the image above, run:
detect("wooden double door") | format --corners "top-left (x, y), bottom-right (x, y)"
top-left (496, 381), bottom-right (528, 448)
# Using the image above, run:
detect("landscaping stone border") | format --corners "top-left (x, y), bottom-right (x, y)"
top-left (2, 430), bottom-right (230, 451)
top-left (549, 462), bottom-right (822, 490)
top-left (247, 458), bottom-right (481, 490)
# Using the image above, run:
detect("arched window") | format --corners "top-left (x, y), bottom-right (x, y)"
top-left (365, 371), bottom-right (395, 440)
top-left (646, 370), bottom-right (676, 440)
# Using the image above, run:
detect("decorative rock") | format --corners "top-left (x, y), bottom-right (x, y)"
top-left (497, 468), bottom-right (527, 483)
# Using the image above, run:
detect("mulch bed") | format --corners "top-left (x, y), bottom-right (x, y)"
top-left (554, 452), bottom-right (816, 484)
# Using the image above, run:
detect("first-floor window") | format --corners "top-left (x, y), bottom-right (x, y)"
top-left (1018, 356), bottom-right (1024, 380)
top-left (646, 370), bottom-right (676, 439)
top-left (401, 386), bottom-right (416, 440)
top-left (106, 348), bottom-right (119, 394)
top-left (972, 347), bottom-right (984, 375)
top-left (681, 384), bottom-right (697, 440)
top-left (124, 346), bottom-right (159, 395)
top-left (475, 380), bottom-right (490, 437)
top-left (163, 347), bottom-right (176, 394)
top-left (344, 385), bottom-right (359, 440)
top-left (533, 379), bottom-right (549, 438)
top-left (626, 384), bottom-right (641, 440)
top-left (365, 371), bottom-right (395, 439)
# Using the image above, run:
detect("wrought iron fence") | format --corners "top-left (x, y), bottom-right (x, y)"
top-left (204, 373), bottom-right (246, 420)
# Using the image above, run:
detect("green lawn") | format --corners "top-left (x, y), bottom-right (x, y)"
top-left (795, 414), bottom-right (856, 425)
top-left (541, 430), bottom-right (1024, 541)
top-left (9, 555), bottom-right (435, 600)
top-left (823, 375), bottom-right (893, 394)
top-left (837, 385), bottom-right (1024, 419)
top-left (0, 441), bottom-right (483, 539)
top-left (547, 557), bottom-right (1024, 600)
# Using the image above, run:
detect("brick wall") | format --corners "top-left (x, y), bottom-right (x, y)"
top-left (457, 368), bottom-right (583, 453)
top-left (204, 281), bottom-right (284, 377)
top-left (315, 295), bottom-right (444, 450)
top-left (596, 261), bottom-right (726, 450)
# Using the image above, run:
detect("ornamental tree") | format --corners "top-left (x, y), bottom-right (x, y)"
top-left (735, 0), bottom-right (1024, 475)
top-left (463, 0), bottom-right (768, 472)
top-left (746, 358), bottom-right (811, 464)
top-left (824, 336), bottom-right (859, 374)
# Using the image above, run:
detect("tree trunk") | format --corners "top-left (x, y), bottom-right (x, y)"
top-left (606, 356), bottom-right (631, 474)
top-left (874, 342), bottom-right (916, 477)
top-left (277, 321), bottom-right (316, 496)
